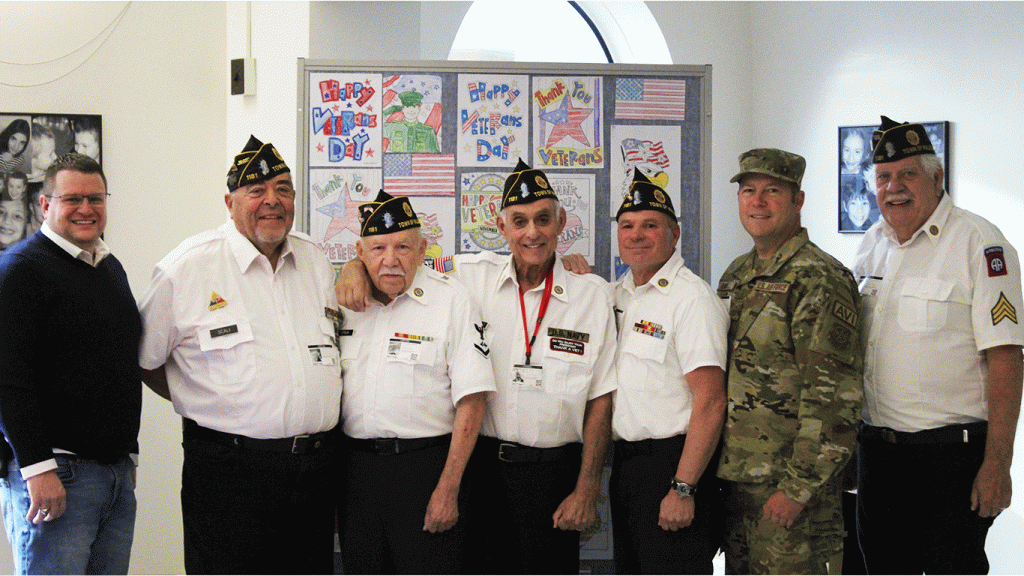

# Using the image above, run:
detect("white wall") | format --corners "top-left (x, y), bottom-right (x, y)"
top-left (748, 2), bottom-right (1024, 573)
top-left (0, 1), bottom-right (227, 573)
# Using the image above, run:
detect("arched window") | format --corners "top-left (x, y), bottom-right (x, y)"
top-left (448, 1), bottom-right (671, 65)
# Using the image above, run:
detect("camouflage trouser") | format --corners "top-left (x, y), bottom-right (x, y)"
top-left (722, 479), bottom-right (844, 575)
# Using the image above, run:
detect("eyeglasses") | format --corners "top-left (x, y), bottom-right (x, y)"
top-left (236, 185), bottom-right (296, 200)
top-left (48, 193), bottom-right (109, 207)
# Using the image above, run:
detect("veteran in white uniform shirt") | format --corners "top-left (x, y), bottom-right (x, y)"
top-left (139, 136), bottom-right (341, 575)
top-left (854, 116), bottom-right (1024, 575)
top-left (338, 190), bottom-right (493, 574)
top-left (609, 171), bottom-right (728, 574)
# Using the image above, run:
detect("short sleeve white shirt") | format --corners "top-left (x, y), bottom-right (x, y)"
top-left (340, 266), bottom-right (496, 439)
top-left (613, 253), bottom-right (729, 441)
top-left (449, 252), bottom-right (617, 448)
top-left (855, 194), bottom-right (1024, 432)
top-left (139, 222), bottom-right (342, 438)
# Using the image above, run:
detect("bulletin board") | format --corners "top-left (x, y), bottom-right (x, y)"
top-left (296, 59), bottom-right (711, 283)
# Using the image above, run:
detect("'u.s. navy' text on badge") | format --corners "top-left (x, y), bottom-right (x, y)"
top-left (547, 327), bottom-right (589, 343)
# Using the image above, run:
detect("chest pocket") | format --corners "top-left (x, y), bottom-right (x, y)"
top-left (384, 338), bottom-right (439, 397)
top-left (618, 330), bottom-right (670, 392)
top-left (197, 318), bottom-right (256, 384)
top-left (897, 277), bottom-right (967, 333)
top-left (543, 335), bottom-right (590, 395)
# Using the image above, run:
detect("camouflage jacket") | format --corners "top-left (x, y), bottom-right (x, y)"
top-left (716, 229), bottom-right (863, 504)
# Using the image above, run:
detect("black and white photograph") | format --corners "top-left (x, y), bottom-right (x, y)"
top-left (838, 120), bottom-right (948, 233)
top-left (0, 113), bottom-right (102, 252)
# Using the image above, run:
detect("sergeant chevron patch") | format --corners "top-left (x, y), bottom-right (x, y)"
top-left (991, 292), bottom-right (1018, 325)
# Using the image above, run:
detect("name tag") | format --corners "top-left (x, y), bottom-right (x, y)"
top-left (210, 325), bottom-right (238, 338)
top-left (511, 364), bottom-right (543, 390)
top-left (387, 338), bottom-right (423, 362)
top-left (308, 344), bottom-right (338, 366)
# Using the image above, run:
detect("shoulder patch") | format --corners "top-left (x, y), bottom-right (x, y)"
top-left (985, 247), bottom-right (1008, 277)
top-left (832, 299), bottom-right (858, 327)
top-left (992, 292), bottom-right (1018, 325)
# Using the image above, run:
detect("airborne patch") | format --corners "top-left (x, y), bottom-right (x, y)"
top-left (755, 281), bottom-right (789, 293)
top-left (992, 292), bottom-right (1018, 325)
top-left (985, 247), bottom-right (1008, 277)
top-left (832, 300), bottom-right (858, 327)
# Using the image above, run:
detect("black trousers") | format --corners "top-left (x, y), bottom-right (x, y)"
top-left (610, 435), bottom-right (722, 575)
top-left (180, 424), bottom-right (336, 575)
top-left (463, 436), bottom-right (583, 575)
top-left (857, 423), bottom-right (995, 575)
top-left (339, 436), bottom-right (466, 574)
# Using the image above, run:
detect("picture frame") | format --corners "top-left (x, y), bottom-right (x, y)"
top-left (0, 113), bottom-right (103, 252)
top-left (837, 120), bottom-right (949, 233)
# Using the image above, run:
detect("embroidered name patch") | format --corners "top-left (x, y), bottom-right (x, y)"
top-left (210, 324), bottom-right (239, 338)
top-left (633, 320), bottom-right (666, 339)
top-left (755, 281), bottom-right (789, 293)
top-left (550, 337), bottom-right (585, 355)
top-left (985, 247), bottom-right (1008, 277)
top-left (547, 328), bottom-right (589, 343)
top-left (992, 292), bottom-right (1018, 325)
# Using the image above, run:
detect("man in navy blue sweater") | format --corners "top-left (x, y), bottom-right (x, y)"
top-left (0, 153), bottom-right (142, 574)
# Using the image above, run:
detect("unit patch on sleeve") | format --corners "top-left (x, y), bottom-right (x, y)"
top-left (832, 300), bottom-right (858, 327)
top-left (991, 292), bottom-right (1018, 325)
top-left (985, 247), bottom-right (1008, 277)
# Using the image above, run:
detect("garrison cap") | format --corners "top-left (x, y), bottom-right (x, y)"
top-left (871, 115), bottom-right (935, 164)
top-left (358, 189), bottom-right (421, 237)
top-left (226, 135), bottom-right (290, 192)
top-left (730, 148), bottom-right (806, 188)
top-left (501, 158), bottom-right (558, 210)
top-left (616, 169), bottom-right (676, 221)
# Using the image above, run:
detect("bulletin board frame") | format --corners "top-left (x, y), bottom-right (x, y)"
top-left (296, 58), bottom-right (712, 283)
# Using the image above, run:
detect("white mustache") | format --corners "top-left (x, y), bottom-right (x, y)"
top-left (379, 265), bottom-right (405, 277)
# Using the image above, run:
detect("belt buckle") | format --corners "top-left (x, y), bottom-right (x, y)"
top-left (498, 442), bottom-right (516, 462)
top-left (881, 429), bottom-right (898, 444)
top-left (375, 438), bottom-right (399, 455)
top-left (291, 434), bottom-right (310, 454)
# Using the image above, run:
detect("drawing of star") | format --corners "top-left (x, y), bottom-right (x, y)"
top-left (332, 104), bottom-right (340, 113)
top-left (316, 143), bottom-right (324, 152)
top-left (317, 192), bottom-right (362, 241)
top-left (347, 102), bottom-right (353, 108)
top-left (366, 104), bottom-right (373, 112)
top-left (365, 147), bottom-right (374, 158)
top-left (463, 176), bottom-right (471, 186)
top-left (539, 94), bottom-right (592, 148)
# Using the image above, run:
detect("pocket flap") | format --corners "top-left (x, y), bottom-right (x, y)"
top-left (197, 319), bottom-right (254, 352)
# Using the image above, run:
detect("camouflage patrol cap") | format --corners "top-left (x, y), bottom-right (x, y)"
top-left (730, 148), bottom-right (806, 188)
top-left (501, 158), bottom-right (558, 210)
top-left (226, 135), bottom-right (290, 192)
top-left (871, 115), bottom-right (935, 164)
top-left (358, 189), bottom-right (421, 237)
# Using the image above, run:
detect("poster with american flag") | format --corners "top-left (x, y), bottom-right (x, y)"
top-left (382, 154), bottom-right (455, 196)
top-left (609, 125), bottom-right (681, 216)
top-left (614, 78), bottom-right (687, 121)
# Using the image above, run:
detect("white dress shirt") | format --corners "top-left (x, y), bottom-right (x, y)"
top-left (139, 222), bottom-right (342, 438)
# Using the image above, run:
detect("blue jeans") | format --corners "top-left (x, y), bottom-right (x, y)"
top-left (0, 455), bottom-right (136, 575)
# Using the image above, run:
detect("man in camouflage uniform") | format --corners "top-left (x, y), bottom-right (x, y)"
top-left (716, 148), bottom-right (864, 574)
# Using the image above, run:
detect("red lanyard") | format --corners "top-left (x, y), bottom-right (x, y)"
top-left (518, 268), bottom-right (554, 366)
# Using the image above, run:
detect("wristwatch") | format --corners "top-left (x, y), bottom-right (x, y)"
top-left (670, 477), bottom-right (697, 498)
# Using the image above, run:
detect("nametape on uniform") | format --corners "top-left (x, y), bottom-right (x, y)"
top-left (985, 247), bottom-right (1008, 277)
top-left (550, 337), bottom-right (585, 356)
top-left (547, 327), bottom-right (589, 343)
top-left (755, 281), bottom-right (789, 293)
top-left (210, 324), bottom-right (239, 338)
top-left (991, 292), bottom-right (1018, 325)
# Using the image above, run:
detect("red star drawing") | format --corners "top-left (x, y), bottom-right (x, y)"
top-left (540, 94), bottom-right (593, 148)
top-left (364, 147), bottom-right (374, 158)
top-left (316, 143), bottom-right (324, 152)
top-left (332, 104), bottom-right (340, 113)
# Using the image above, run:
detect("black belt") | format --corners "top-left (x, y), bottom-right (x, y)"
top-left (479, 436), bottom-right (581, 463)
top-left (346, 434), bottom-right (450, 455)
top-left (614, 434), bottom-right (687, 460)
top-left (183, 419), bottom-right (333, 454)
top-left (860, 421), bottom-right (987, 445)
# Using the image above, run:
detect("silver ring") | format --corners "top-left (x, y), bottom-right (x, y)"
top-left (39, 508), bottom-right (50, 516)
